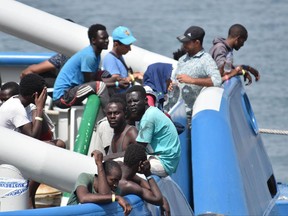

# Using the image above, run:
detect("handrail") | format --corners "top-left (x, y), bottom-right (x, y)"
top-left (0, 52), bottom-right (55, 65)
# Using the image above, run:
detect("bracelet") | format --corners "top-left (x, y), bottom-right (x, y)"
top-left (115, 81), bottom-right (119, 88)
top-left (146, 175), bottom-right (153, 181)
top-left (242, 65), bottom-right (249, 70)
top-left (129, 73), bottom-right (135, 82)
top-left (224, 75), bottom-right (229, 81)
top-left (35, 117), bottom-right (43, 121)
top-left (242, 69), bottom-right (246, 76)
top-left (112, 193), bottom-right (116, 202)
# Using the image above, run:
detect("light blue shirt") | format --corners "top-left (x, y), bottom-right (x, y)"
top-left (136, 107), bottom-right (181, 175)
top-left (53, 45), bottom-right (100, 100)
top-left (173, 49), bottom-right (222, 111)
top-left (102, 52), bottom-right (128, 78)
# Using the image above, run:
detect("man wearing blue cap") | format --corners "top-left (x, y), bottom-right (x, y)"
top-left (102, 26), bottom-right (143, 87)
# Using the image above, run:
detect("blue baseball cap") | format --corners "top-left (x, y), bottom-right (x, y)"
top-left (112, 26), bottom-right (136, 45)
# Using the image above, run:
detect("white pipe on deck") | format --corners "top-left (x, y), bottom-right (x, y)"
top-left (0, 127), bottom-right (97, 192)
top-left (0, 0), bottom-right (177, 73)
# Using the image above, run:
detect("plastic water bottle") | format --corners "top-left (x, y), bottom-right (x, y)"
top-left (224, 51), bottom-right (233, 72)
top-left (165, 79), bottom-right (179, 111)
top-left (167, 79), bottom-right (177, 98)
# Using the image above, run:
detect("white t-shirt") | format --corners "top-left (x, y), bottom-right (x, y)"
top-left (0, 96), bottom-right (30, 131)
top-left (88, 117), bottom-right (113, 155)
top-left (25, 104), bottom-right (55, 133)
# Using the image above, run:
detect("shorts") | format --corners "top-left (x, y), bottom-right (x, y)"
top-left (53, 81), bottom-right (108, 109)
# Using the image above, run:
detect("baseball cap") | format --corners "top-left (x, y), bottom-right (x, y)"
top-left (177, 26), bottom-right (205, 42)
top-left (112, 26), bottom-right (136, 45)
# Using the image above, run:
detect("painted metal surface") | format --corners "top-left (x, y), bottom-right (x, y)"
top-left (74, 95), bottom-right (100, 155)
top-left (0, 52), bottom-right (55, 66)
top-left (192, 77), bottom-right (278, 215)
top-left (169, 99), bottom-right (192, 206)
top-left (0, 195), bottom-right (151, 216)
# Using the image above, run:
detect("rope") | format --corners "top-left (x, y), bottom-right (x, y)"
top-left (259, 128), bottom-right (288, 135)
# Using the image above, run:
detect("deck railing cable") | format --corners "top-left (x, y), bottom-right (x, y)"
top-left (259, 128), bottom-right (288, 136)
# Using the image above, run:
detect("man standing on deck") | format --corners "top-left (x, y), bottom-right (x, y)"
top-left (209, 23), bottom-right (260, 84)
top-left (173, 26), bottom-right (222, 118)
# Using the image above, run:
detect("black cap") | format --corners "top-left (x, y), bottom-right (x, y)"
top-left (177, 26), bottom-right (205, 42)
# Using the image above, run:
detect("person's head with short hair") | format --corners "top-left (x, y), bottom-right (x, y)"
top-left (177, 26), bottom-right (205, 56)
top-left (124, 144), bottom-right (147, 172)
top-left (103, 160), bottom-right (122, 192)
top-left (126, 85), bottom-right (148, 122)
top-left (20, 74), bottom-right (46, 97)
top-left (227, 24), bottom-right (248, 51)
top-left (106, 94), bottom-right (127, 129)
top-left (0, 81), bottom-right (19, 103)
top-left (19, 74), bottom-right (46, 106)
top-left (88, 24), bottom-right (109, 51)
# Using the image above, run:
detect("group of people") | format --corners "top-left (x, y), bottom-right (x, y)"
top-left (0, 21), bottom-right (261, 215)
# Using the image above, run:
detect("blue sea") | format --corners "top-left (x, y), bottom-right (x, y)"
top-left (0, 0), bottom-right (287, 182)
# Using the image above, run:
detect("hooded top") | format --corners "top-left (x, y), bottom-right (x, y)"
top-left (143, 63), bottom-right (172, 101)
top-left (209, 37), bottom-right (233, 68)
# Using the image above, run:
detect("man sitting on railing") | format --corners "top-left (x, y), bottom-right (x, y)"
top-left (52, 24), bottom-right (129, 110)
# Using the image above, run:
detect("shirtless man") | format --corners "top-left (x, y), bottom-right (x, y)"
top-left (104, 95), bottom-right (138, 160)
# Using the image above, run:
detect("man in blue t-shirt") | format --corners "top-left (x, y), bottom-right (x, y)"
top-left (125, 85), bottom-right (181, 177)
top-left (53, 24), bottom-right (129, 109)
top-left (102, 26), bottom-right (143, 88)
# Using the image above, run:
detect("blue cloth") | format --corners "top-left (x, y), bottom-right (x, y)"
top-left (136, 107), bottom-right (181, 175)
top-left (143, 63), bottom-right (172, 101)
top-left (53, 45), bottom-right (101, 100)
top-left (102, 52), bottom-right (128, 78)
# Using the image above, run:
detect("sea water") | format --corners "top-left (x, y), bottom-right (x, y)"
top-left (0, 0), bottom-right (287, 182)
